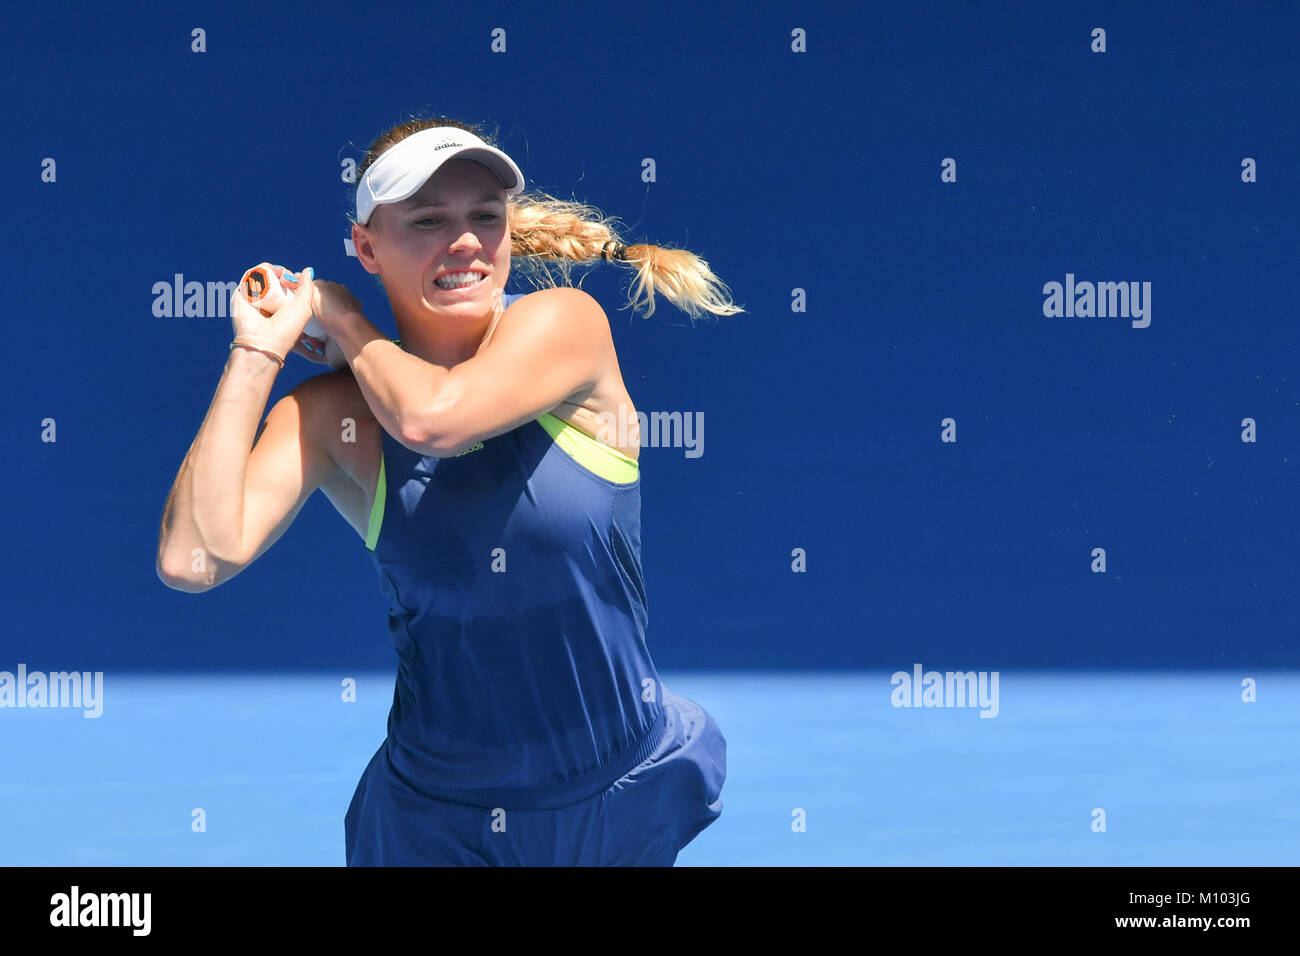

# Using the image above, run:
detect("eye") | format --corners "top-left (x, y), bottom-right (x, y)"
top-left (415, 214), bottom-right (498, 226)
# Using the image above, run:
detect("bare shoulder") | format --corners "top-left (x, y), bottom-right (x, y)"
top-left (504, 287), bottom-right (613, 337)
top-left (289, 366), bottom-right (368, 427)
top-left (504, 289), bottom-right (640, 459)
top-left (495, 287), bottom-right (617, 368)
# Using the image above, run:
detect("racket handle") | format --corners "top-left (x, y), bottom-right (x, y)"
top-left (240, 263), bottom-right (328, 338)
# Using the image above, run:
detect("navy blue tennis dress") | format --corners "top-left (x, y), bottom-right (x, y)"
top-left (343, 294), bottom-right (727, 865)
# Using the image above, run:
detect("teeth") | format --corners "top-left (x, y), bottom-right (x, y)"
top-left (436, 272), bottom-right (486, 289)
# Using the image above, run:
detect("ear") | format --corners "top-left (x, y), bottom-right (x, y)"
top-left (351, 222), bottom-right (381, 275)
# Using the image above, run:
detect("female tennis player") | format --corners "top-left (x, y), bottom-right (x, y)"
top-left (156, 116), bottom-right (743, 866)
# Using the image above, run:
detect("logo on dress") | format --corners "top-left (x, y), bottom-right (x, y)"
top-left (455, 442), bottom-right (485, 457)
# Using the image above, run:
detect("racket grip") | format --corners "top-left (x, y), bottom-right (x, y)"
top-left (239, 263), bottom-right (327, 338)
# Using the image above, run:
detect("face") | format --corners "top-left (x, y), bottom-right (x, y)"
top-left (353, 158), bottom-right (510, 326)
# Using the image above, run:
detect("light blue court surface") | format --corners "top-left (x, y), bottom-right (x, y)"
top-left (1, 672), bottom-right (1295, 866)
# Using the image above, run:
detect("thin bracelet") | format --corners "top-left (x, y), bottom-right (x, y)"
top-left (229, 340), bottom-right (285, 368)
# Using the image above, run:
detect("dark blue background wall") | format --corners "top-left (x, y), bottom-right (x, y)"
top-left (4, 0), bottom-right (1297, 672)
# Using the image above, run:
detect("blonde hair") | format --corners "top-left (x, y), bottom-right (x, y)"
top-left (350, 114), bottom-right (744, 323)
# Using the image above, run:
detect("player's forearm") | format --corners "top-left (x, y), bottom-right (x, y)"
top-left (329, 311), bottom-right (450, 449)
top-left (157, 348), bottom-right (279, 585)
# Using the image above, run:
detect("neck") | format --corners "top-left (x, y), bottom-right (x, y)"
top-left (394, 309), bottom-right (496, 368)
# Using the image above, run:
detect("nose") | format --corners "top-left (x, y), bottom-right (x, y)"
top-left (448, 227), bottom-right (482, 254)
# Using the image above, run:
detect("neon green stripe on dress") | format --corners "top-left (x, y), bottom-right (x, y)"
top-left (365, 452), bottom-right (386, 551)
top-left (537, 412), bottom-right (638, 484)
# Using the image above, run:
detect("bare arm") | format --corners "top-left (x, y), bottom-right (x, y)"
top-left (326, 286), bottom-right (608, 457)
top-left (157, 268), bottom-right (340, 591)
top-left (156, 351), bottom-right (344, 591)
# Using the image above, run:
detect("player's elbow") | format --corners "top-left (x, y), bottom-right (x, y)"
top-left (401, 386), bottom-right (469, 457)
top-left (397, 416), bottom-right (455, 458)
top-left (156, 544), bottom-right (227, 593)
top-left (156, 559), bottom-right (212, 593)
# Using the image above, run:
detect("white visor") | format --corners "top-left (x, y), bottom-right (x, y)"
top-left (347, 127), bottom-right (524, 256)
